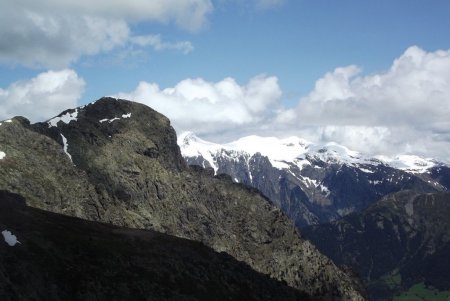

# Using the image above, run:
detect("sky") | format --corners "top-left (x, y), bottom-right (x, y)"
top-left (1, 0), bottom-right (450, 162)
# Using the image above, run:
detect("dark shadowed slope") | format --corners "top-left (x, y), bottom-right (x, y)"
top-left (303, 190), bottom-right (450, 300)
top-left (0, 190), bottom-right (310, 301)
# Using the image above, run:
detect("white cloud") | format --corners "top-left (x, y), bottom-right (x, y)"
top-left (115, 46), bottom-right (450, 162)
top-left (298, 47), bottom-right (450, 127)
top-left (0, 0), bottom-right (210, 67)
top-left (114, 75), bottom-right (282, 137)
top-left (0, 69), bottom-right (85, 122)
top-left (292, 46), bottom-right (450, 160)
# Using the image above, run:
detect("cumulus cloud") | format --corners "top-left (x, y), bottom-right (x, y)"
top-left (114, 75), bottom-right (283, 137)
top-left (298, 47), bottom-right (450, 127)
top-left (0, 0), bottom-right (210, 67)
top-left (0, 69), bottom-right (85, 122)
top-left (292, 46), bottom-right (450, 160)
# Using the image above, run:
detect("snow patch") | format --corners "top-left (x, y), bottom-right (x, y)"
top-left (60, 134), bottom-right (72, 162)
top-left (48, 109), bottom-right (78, 127)
top-left (1, 119), bottom-right (12, 126)
top-left (2, 230), bottom-right (20, 246)
top-left (100, 117), bottom-right (120, 123)
top-left (359, 167), bottom-right (374, 173)
top-left (99, 113), bottom-right (132, 124)
top-left (375, 155), bottom-right (436, 174)
top-left (302, 176), bottom-right (319, 188)
top-left (294, 159), bottom-right (311, 171)
top-left (0, 151), bottom-right (5, 160)
top-left (319, 184), bottom-right (330, 195)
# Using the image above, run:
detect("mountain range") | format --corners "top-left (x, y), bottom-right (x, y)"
top-left (179, 132), bottom-right (450, 300)
top-left (0, 97), bottom-right (365, 300)
top-left (179, 132), bottom-right (449, 228)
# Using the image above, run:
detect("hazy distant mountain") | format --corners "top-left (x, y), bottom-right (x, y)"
top-left (179, 132), bottom-right (449, 228)
top-left (0, 98), bottom-right (365, 300)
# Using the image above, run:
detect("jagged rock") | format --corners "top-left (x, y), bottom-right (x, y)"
top-left (0, 98), bottom-right (366, 300)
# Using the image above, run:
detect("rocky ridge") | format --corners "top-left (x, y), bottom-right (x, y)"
top-left (0, 97), bottom-right (365, 300)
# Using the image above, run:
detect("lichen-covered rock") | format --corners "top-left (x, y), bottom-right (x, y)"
top-left (0, 98), bottom-right (366, 300)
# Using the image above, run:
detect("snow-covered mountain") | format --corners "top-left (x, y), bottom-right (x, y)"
top-left (178, 132), bottom-right (449, 227)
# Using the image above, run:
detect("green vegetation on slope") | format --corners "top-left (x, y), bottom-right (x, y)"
top-left (394, 283), bottom-right (450, 301)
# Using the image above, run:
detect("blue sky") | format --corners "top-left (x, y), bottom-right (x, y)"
top-left (1, 0), bottom-right (450, 161)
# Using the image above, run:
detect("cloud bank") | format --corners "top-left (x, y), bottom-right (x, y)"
top-left (115, 75), bottom-right (282, 136)
top-left (0, 0), bottom-right (211, 67)
top-left (293, 46), bottom-right (450, 160)
top-left (0, 0), bottom-right (290, 68)
top-left (0, 46), bottom-right (448, 162)
top-left (116, 46), bottom-right (450, 162)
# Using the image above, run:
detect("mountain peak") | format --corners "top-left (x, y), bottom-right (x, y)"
top-left (40, 97), bottom-right (186, 171)
top-left (178, 131), bottom-right (208, 145)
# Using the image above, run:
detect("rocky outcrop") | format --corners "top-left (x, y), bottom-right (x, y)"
top-left (0, 98), bottom-right (365, 300)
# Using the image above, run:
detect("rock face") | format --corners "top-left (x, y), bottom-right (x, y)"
top-left (302, 190), bottom-right (450, 300)
top-left (0, 190), bottom-right (309, 301)
top-left (179, 132), bottom-right (447, 228)
top-left (0, 98), bottom-right (365, 300)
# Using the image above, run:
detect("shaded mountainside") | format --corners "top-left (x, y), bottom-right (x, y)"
top-left (179, 133), bottom-right (446, 229)
top-left (0, 97), bottom-right (365, 300)
top-left (0, 190), bottom-right (309, 301)
top-left (303, 190), bottom-right (450, 300)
